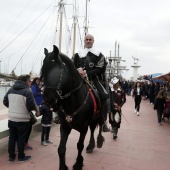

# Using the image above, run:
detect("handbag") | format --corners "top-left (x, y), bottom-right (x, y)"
top-left (30, 111), bottom-right (37, 125)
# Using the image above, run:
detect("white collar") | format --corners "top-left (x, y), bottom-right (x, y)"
top-left (111, 87), bottom-right (121, 92)
top-left (78, 47), bottom-right (101, 58)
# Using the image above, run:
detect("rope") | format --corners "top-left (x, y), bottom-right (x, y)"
top-left (63, 6), bottom-right (71, 53)
top-left (0, 0), bottom-right (32, 44)
top-left (76, 17), bottom-right (83, 49)
top-left (13, 8), bottom-right (56, 71)
top-left (66, 23), bottom-right (73, 55)
top-left (52, 4), bottom-right (60, 45)
top-left (31, 9), bottom-right (57, 72)
top-left (0, 0), bottom-right (56, 55)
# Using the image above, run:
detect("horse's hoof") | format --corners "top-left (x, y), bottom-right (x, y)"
top-left (86, 144), bottom-right (95, 154)
top-left (97, 135), bottom-right (105, 148)
top-left (73, 163), bottom-right (83, 170)
top-left (86, 148), bottom-right (93, 153)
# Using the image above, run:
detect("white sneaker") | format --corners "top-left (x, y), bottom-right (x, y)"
top-left (137, 112), bottom-right (139, 116)
top-left (46, 140), bottom-right (53, 144)
top-left (41, 141), bottom-right (47, 146)
top-left (134, 109), bottom-right (137, 113)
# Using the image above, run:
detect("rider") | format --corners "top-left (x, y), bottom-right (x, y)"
top-left (72, 34), bottom-right (110, 132)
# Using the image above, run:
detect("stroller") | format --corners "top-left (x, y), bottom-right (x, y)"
top-left (162, 98), bottom-right (170, 122)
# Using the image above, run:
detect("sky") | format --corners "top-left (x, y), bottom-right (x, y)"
top-left (0, 0), bottom-right (170, 79)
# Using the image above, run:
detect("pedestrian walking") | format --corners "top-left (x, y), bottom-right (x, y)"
top-left (153, 90), bottom-right (166, 125)
top-left (133, 82), bottom-right (143, 116)
top-left (149, 81), bottom-right (155, 104)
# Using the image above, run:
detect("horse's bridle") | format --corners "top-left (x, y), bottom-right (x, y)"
top-left (44, 60), bottom-right (90, 123)
top-left (44, 62), bottom-right (83, 99)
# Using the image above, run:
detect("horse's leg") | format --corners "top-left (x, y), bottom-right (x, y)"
top-left (97, 121), bottom-right (105, 148)
top-left (73, 127), bottom-right (88, 170)
top-left (97, 100), bottom-right (106, 148)
top-left (58, 124), bottom-right (71, 170)
top-left (86, 119), bottom-right (98, 153)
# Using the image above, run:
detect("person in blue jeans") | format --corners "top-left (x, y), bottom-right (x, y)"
top-left (3, 74), bottom-right (38, 163)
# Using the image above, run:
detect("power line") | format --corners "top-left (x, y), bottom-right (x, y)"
top-left (0, 0), bottom-right (32, 44)
top-left (12, 8), bottom-right (56, 71)
top-left (0, 0), bottom-right (57, 56)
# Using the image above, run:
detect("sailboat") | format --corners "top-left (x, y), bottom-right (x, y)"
top-left (0, 0), bottom-right (91, 79)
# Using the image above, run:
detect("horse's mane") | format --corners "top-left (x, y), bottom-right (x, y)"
top-left (59, 53), bottom-right (80, 77)
top-left (40, 52), bottom-right (80, 82)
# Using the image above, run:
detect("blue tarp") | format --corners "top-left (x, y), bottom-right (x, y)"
top-left (145, 73), bottom-right (166, 84)
top-left (151, 73), bottom-right (166, 84)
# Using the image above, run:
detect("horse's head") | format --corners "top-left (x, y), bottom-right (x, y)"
top-left (40, 45), bottom-right (81, 105)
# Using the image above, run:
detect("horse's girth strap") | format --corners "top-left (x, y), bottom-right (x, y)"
top-left (89, 88), bottom-right (97, 113)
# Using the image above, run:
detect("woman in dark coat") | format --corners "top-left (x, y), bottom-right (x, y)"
top-left (133, 82), bottom-right (143, 116)
top-left (154, 90), bottom-right (166, 125)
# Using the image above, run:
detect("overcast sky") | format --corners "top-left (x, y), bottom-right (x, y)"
top-left (0, 0), bottom-right (170, 79)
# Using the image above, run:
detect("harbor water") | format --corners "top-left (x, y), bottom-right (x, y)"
top-left (0, 87), bottom-right (10, 101)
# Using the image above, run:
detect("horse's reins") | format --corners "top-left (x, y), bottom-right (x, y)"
top-left (57, 79), bottom-right (83, 99)
top-left (45, 63), bottom-right (83, 100)
top-left (60, 91), bottom-right (89, 123)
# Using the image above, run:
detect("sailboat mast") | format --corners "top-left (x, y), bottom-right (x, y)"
top-left (59, 0), bottom-right (64, 52)
top-left (72, 0), bottom-right (77, 55)
top-left (84, 0), bottom-right (89, 36)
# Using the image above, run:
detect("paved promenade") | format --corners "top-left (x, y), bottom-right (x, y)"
top-left (1, 96), bottom-right (170, 170)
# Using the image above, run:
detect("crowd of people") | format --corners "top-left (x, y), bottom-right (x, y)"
top-left (2, 33), bottom-right (170, 165)
top-left (122, 78), bottom-right (170, 125)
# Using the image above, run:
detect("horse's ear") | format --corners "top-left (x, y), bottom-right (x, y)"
top-left (44, 48), bottom-right (48, 55)
top-left (53, 45), bottom-right (59, 56)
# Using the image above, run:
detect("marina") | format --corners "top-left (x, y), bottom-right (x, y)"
top-left (1, 96), bottom-right (170, 170)
top-left (0, 1), bottom-right (170, 170)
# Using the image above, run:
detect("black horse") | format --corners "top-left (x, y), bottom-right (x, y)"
top-left (40, 45), bottom-right (105, 170)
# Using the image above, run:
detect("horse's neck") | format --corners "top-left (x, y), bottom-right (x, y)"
top-left (60, 82), bottom-right (87, 114)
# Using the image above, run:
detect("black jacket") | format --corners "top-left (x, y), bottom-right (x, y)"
top-left (3, 80), bottom-right (37, 122)
top-left (73, 51), bottom-right (108, 100)
top-left (3, 80), bottom-right (36, 112)
top-left (39, 102), bottom-right (53, 124)
top-left (133, 87), bottom-right (143, 98)
top-left (154, 98), bottom-right (165, 111)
